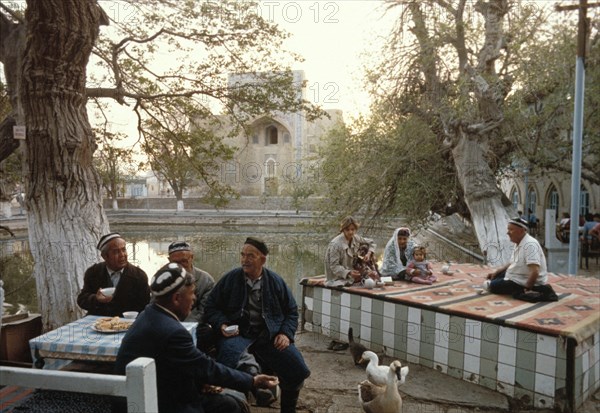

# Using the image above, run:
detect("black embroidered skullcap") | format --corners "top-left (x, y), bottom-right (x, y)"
top-left (397, 227), bottom-right (411, 237)
top-left (168, 241), bottom-right (191, 255)
top-left (151, 263), bottom-right (187, 297)
top-left (244, 237), bottom-right (269, 256)
top-left (97, 233), bottom-right (122, 251)
top-left (508, 217), bottom-right (528, 230)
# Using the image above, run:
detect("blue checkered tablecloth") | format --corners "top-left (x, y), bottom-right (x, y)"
top-left (29, 315), bottom-right (196, 369)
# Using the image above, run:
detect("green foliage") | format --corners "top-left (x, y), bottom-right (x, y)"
top-left (318, 112), bottom-right (458, 225)
top-left (141, 102), bottom-right (236, 205)
top-left (93, 129), bottom-right (136, 200)
top-left (0, 82), bottom-right (21, 202)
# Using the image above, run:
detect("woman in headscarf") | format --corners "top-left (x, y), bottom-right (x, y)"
top-left (380, 227), bottom-right (415, 281)
top-left (324, 216), bottom-right (376, 287)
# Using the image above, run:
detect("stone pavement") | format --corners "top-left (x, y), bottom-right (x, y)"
top-left (252, 331), bottom-right (600, 413)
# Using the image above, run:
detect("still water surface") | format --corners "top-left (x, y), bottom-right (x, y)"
top-left (1, 225), bottom-right (391, 314)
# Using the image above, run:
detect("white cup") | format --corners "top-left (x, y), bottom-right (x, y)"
top-left (224, 325), bottom-right (239, 334)
top-left (441, 265), bottom-right (450, 274)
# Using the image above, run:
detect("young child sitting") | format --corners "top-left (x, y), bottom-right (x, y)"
top-left (352, 243), bottom-right (381, 282)
top-left (406, 246), bottom-right (437, 285)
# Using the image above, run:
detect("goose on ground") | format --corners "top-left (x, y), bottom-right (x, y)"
top-left (358, 360), bottom-right (406, 413)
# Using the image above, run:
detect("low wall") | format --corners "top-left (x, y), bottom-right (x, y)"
top-left (103, 196), bottom-right (322, 211)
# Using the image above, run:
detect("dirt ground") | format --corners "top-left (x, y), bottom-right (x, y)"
top-left (252, 331), bottom-right (600, 413)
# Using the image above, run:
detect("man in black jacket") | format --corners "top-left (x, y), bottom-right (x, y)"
top-left (77, 232), bottom-right (150, 316)
top-left (115, 262), bottom-right (278, 413)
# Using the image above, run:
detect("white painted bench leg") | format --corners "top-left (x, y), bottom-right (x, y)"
top-left (125, 357), bottom-right (158, 413)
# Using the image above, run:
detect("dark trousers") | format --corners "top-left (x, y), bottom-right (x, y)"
top-left (217, 333), bottom-right (309, 412)
top-left (489, 270), bottom-right (525, 295)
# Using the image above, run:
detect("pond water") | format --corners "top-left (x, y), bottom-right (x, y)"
top-left (0, 225), bottom-right (392, 314)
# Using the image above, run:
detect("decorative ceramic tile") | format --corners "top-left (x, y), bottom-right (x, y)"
top-left (360, 307), bottom-right (371, 327)
top-left (341, 292), bottom-right (350, 308)
top-left (383, 331), bottom-right (395, 349)
top-left (536, 335), bottom-right (557, 357)
top-left (498, 362), bottom-right (516, 385)
top-left (322, 288), bottom-right (331, 304)
top-left (322, 300), bottom-right (331, 317)
top-left (517, 330), bottom-right (537, 352)
top-left (434, 344), bottom-right (449, 367)
top-left (482, 323), bottom-right (500, 343)
top-left (498, 344), bottom-right (516, 366)
top-left (408, 307), bottom-right (421, 325)
top-left (361, 296), bottom-right (372, 313)
top-left (464, 354), bottom-right (480, 374)
top-left (407, 337), bottom-right (420, 361)
top-left (340, 305), bottom-right (350, 321)
top-left (340, 319), bottom-right (349, 339)
top-left (383, 316), bottom-right (394, 334)
top-left (383, 301), bottom-right (395, 318)
top-left (516, 349), bottom-right (536, 372)
top-left (465, 320), bottom-right (482, 339)
top-left (360, 324), bottom-right (371, 343)
top-left (536, 353), bottom-right (556, 377)
top-left (535, 372), bottom-right (555, 397)
top-left (499, 326), bottom-right (517, 347)
top-left (464, 337), bottom-right (481, 357)
top-left (305, 297), bottom-right (314, 311)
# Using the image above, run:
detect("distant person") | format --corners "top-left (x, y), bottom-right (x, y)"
top-left (557, 212), bottom-right (570, 243)
top-left (406, 246), bottom-right (437, 285)
top-left (324, 216), bottom-right (376, 287)
top-left (380, 227), bottom-right (416, 281)
top-left (527, 208), bottom-right (538, 234)
top-left (167, 241), bottom-right (215, 322)
top-left (115, 262), bottom-right (278, 413)
top-left (204, 237), bottom-right (310, 413)
top-left (77, 233), bottom-right (150, 316)
top-left (589, 222), bottom-right (600, 239)
top-left (485, 218), bottom-right (557, 302)
top-left (581, 213), bottom-right (600, 241)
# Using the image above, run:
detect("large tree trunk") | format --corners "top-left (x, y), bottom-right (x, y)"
top-left (21, 1), bottom-right (109, 330)
top-left (452, 133), bottom-right (512, 266)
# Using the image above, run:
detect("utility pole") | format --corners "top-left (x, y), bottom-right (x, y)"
top-left (555, 0), bottom-right (599, 275)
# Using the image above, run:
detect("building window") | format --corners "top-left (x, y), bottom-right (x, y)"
top-left (266, 125), bottom-right (278, 145)
top-left (527, 187), bottom-right (537, 215)
top-left (548, 186), bottom-right (559, 216)
top-left (511, 187), bottom-right (520, 211)
top-left (580, 185), bottom-right (590, 216)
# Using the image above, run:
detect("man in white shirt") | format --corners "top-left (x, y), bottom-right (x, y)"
top-left (485, 217), bottom-right (549, 295)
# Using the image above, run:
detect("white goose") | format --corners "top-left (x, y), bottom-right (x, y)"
top-left (358, 360), bottom-right (408, 413)
top-left (360, 350), bottom-right (388, 386)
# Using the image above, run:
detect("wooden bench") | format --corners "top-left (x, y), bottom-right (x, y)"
top-left (0, 357), bottom-right (158, 412)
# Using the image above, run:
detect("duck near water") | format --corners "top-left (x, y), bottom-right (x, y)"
top-left (358, 360), bottom-right (408, 413)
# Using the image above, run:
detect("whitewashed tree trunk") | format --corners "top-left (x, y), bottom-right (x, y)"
top-left (452, 134), bottom-right (512, 266)
top-left (21, 1), bottom-right (109, 330)
top-left (0, 201), bottom-right (11, 218)
top-left (112, 198), bottom-right (119, 211)
top-left (176, 199), bottom-right (184, 212)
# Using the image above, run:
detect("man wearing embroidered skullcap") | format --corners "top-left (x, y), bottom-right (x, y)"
top-left (204, 237), bottom-right (310, 413)
top-left (167, 241), bottom-right (215, 322)
top-left (115, 263), bottom-right (279, 413)
top-left (484, 218), bottom-right (555, 300)
top-left (77, 232), bottom-right (150, 316)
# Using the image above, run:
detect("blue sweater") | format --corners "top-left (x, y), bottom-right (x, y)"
top-left (204, 267), bottom-right (299, 342)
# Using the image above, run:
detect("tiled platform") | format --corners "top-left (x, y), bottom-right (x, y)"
top-left (300, 263), bottom-right (600, 412)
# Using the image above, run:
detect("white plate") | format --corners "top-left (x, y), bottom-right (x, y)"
top-left (91, 318), bottom-right (133, 333)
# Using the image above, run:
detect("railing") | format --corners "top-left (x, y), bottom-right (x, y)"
top-left (0, 357), bottom-right (158, 413)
